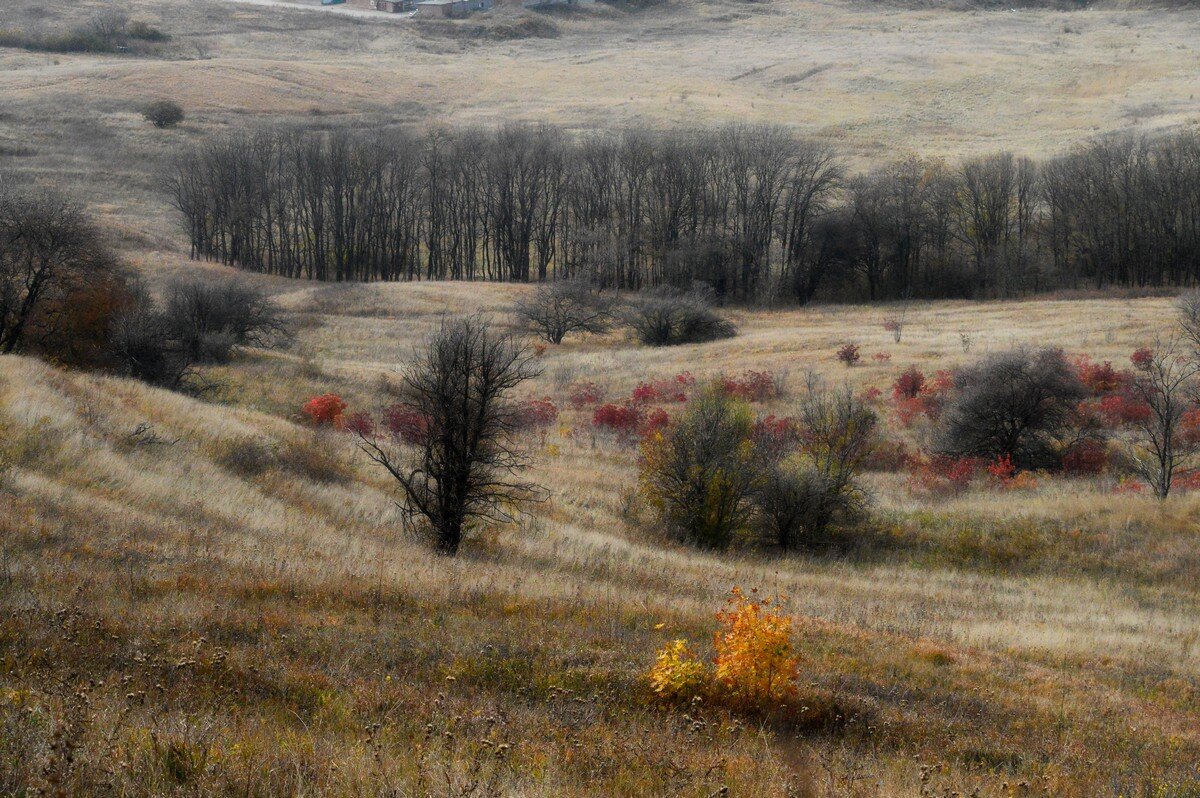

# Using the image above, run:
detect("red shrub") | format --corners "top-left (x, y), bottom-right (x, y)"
top-left (987, 454), bottom-right (1017, 484)
top-left (751, 415), bottom-right (800, 459)
top-left (892, 366), bottom-right (926, 401)
top-left (907, 454), bottom-right (984, 496)
top-left (383, 405), bottom-right (430, 444)
top-left (893, 396), bottom-right (931, 428)
top-left (632, 374), bottom-right (691, 405)
top-left (517, 398), bottom-right (559, 430)
top-left (1171, 470), bottom-right (1200, 492)
top-left (593, 403), bottom-right (644, 437)
top-left (1098, 394), bottom-right (1152, 426)
top-left (642, 408), bottom-right (671, 437)
top-left (342, 411), bottom-right (375, 438)
top-left (716, 370), bottom-right (777, 402)
top-left (1073, 356), bottom-right (1127, 395)
top-left (302, 393), bottom-right (347, 426)
top-left (1062, 439), bottom-right (1109, 476)
top-left (569, 381), bottom-right (605, 409)
top-left (836, 344), bottom-right (861, 366)
top-left (1131, 347), bottom-right (1154, 370)
top-left (1180, 408), bottom-right (1200, 445)
top-left (858, 386), bottom-right (884, 405)
top-left (873, 352), bottom-right (892, 364)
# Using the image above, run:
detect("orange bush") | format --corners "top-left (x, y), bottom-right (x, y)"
top-left (712, 588), bottom-right (799, 711)
top-left (302, 393), bottom-right (347, 426)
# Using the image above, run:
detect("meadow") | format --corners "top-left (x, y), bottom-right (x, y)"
top-left (2, 278), bottom-right (1199, 795)
top-left (2, 0), bottom-right (1200, 793)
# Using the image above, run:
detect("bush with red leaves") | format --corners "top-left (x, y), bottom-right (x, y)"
top-left (716, 370), bottom-right (777, 402)
top-left (1171, 470), bottom-right (1200, 492)
top-left (517, 398), bottom-right (559, 430)
top-left (569, 381), bottom-right (605, 409)
top-left (836, 344), bottom-right (860, 366)
top-left (342, 411), bottom-right (375, 438)
top-left (632, 373), bottom-right (693, 405)
top-left (1061, 439), bottom-right (1109, 476)
top-left (907, 454), bottom-right (984, 496)
top-left (302, 393), bottom-right (347, 426)
top-left (593, 403), bottom-right (644, 437)
top-left (750, 415), bottom-right (800, 460)
top-left (892, 366), bottom-right (926, 400)
top-left (873, 352), bottom-right (892, 364)
top-left (986, 454), bottom-right (1017, 485)
top-left (1131, 347), bottom-right (1154, 370)
top-left (1073, 356), bottom-right (1128, 395)
top-left (642, 408), bottom-right (671, 437)
top-left (383, 405), bottom-right (430, 444)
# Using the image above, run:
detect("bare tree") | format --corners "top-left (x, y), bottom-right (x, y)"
top-left (1123, 336), bottom-right (1200, 499)
top-left (936, 346), bottom-right (1087, 469)
top-left (514, 280), bottom-right (614, 344)
top-left (1177, 291), bottom-right (1200, 358)
top-left (0, 187), bottom-right (116, 354)
top-left (163, 275), bottom-right (291, 363)
top-left (354, 316), bottom-right (543, 555)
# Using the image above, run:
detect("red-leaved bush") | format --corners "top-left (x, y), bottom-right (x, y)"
top-left (862, 438), bottom-right (909, 472)
top-left (873, 352), bottom-right (892, 364)
top-left (986, 454), bottom-right (1017, 485)
top-left (907, 454), bottom-right (984, 496)
top-left (892, 366), bottom-right (925, 400)
top-left (569, 381), bottom-right (605, 409)
top-left (632, 372), bottom-right (694, 404)
top-left (1073, 356), bottom-right (1127, 395)
top-left (593, 403), bottom-right (644, 437)
top-left (858, 386), bottom-right (884, 405)
top-left (716, 370), bottom-right (777, 402)
top-left (751, 415), bottom-right (800, 460)
top-left (1131, 347), bottom-right (1154, 370)
top-left (383, 405), bottom-right (430, 444)
top-left (1061, 439), bottom-right (1109, 476)
top-left (517, 398), bottom-right (559, 430)
top-left (836, 344), bottom-right (861, 366)
top-left (342, 411), bottom-right (375, 437)
top-left (642, 408), bottom-right (671, 437)
top-left (302, 393), bottom-right (347, 426)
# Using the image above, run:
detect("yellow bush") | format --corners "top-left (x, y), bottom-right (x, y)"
top-left (647, 639), bottom-right (707, 704)
top-left (712, 588), bottom-right (799, 710)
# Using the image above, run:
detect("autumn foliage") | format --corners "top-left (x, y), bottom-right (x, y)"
top-left (648, 587), bottom-right (800, 714)
top-left (302, 393), bottom-right (347, 426)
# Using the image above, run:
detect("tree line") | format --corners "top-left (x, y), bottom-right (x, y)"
top-left (170, 124), bottom-right (1200, 302)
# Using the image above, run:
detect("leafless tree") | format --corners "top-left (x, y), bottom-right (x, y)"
top-left (0, 187), bottom-right (116, 355)
top-left (354, 316), bottom-right (543, 555)
top-left (1123, 336), bottom-right (1200, 499)
top-left (163, 275), bottom-right (291, 363)
top-left (514, 280), bottom-right (614, 344)
top-left (936, 347), bottom-right (1087, 469)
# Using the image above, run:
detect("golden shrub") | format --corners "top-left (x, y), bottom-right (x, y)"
top-left (647, 639), bottom-right (707, 704)
top-left (712, 587), bottom-right (799, 711)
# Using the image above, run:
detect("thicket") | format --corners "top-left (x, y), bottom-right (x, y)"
top-left (171, 124), bottom-right (1200, 303)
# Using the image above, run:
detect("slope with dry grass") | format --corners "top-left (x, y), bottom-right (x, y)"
top-left (2, 284), bottom-right (1198, 796)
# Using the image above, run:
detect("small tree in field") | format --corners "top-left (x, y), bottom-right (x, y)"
top-left (935, 346), bottom-right (1086, 469)
top-left (354, 316), bottom-right (542, 555)
top-left (142, 99), bottom-right (184, 129)
top-left (514, 280), bottom-right (614, 345)
top-left (1123, 337), bottom-right (1200, 499)
top-left (639, 390), bottom-right (758, 549)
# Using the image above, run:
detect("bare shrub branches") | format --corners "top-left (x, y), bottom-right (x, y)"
top-left (514, 280), bottom-right (614, 344)
top-left (354, 316), bottom-right (543, 555)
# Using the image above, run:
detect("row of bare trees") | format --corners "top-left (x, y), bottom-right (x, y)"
top-left (171, 124), bottom-right (1200, 302)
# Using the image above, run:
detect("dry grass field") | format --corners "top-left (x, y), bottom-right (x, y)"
top-left (3, 0), bottom-right (1200, 794)
top-left (2, 278), bottom-right (1199, 795)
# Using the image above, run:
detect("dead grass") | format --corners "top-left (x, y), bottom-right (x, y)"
top-left (1, 286), bottom-right (1199, 795)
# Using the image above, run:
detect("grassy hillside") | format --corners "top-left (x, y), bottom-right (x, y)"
top-left (2, 283), bottom-right (1198, 795)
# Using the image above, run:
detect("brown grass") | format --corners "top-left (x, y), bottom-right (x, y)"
top-left (2, 285), bottom-right (1198, 795)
